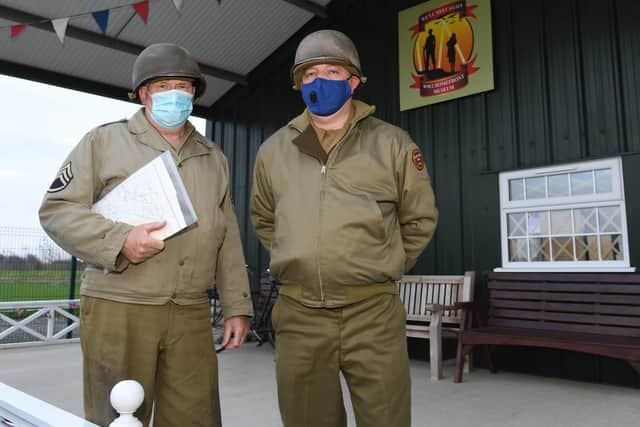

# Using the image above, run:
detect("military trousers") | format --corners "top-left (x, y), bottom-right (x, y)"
top-left (79, 296), bottom-right (221, 427)
top-left (272, 293), bottom-right (411, 427)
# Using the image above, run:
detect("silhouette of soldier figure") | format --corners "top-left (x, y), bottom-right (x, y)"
top-left (424, 29), bottom-right (436, 71)
top-left (447, 33), bottom-right (457, 73)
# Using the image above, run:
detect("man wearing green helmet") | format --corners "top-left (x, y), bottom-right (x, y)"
top-left (40, 43), bottom-right (253, 426)
top-left (251, 30), bottom-right (438, 427)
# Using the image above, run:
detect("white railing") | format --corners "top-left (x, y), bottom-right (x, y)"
top-left (0, 300), bottom-right (80, 349)
top-left (0, 380), bottom-right (144, 427)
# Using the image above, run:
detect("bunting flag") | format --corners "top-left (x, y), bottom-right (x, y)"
top-left (172, 0), bottom-right (184, 12)
top-left (3, 0), bottom-right (191, 42)
top-left (133, 1), bottom-right (150, 24)
top-left (51, 18), bottom-right (69, 44)
top-left (92, 10), bottom-right (110, 33)
top-left (10, 24), bottom-right (26, 38)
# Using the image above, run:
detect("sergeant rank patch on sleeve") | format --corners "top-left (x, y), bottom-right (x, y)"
top-left (48, 161), bottom-right (74, 193)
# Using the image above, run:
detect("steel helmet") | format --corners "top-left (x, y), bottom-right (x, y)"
top-left (129, 43), bottom-right (207, 100)
top-left (291, 29), bottom-right (367, 89)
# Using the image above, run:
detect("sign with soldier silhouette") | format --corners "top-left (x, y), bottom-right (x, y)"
top-left (398, 0), bottom-right (494, 110)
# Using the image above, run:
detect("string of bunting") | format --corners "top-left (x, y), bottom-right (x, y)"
top-left (3, 0), bottom-right (222, 42)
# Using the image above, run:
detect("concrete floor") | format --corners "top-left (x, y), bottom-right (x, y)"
top-left (1, 342), bottom-right (639, 427)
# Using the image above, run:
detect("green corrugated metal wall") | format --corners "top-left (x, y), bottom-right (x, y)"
top-left (209, 0), bottom-right (640, 385)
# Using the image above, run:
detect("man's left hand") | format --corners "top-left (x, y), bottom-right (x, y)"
top-left (221, 316), bottom-right (250, 350)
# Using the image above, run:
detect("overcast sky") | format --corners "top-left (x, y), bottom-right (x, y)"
top-left (0, 74), bottom-right (206, 231)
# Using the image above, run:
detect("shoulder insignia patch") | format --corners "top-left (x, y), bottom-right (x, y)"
top-left (47, 161), bottom-right (74, 193)
top-left (411, 148), bottom-right (425, 171)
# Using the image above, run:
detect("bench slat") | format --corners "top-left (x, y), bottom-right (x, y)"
top-left (487, 272), bottom-right (640, 284)
top-left (490, 290), bottom-right (640, 305)
top-left (490, 318), bottom-right (640, 337)
top-left (488, 281), bottom-right (640, 294)
top-left (491, 308), bottom-right (640, 327)
top-left (491, 299), bottom-right (640, 316)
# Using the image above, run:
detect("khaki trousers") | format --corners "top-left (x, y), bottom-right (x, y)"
top-left (80, 296), bottom-right (220, 427)
top-left (272, 293), bottom-right (411, 427)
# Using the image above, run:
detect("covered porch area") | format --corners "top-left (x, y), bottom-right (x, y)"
top-left (1, 343), bottom-right (638, 426)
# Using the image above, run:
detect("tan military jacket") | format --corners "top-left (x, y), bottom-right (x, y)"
top-left (251, 100), bottom-right (438, 308)
top-left (40, 109), bottom-right (253, 318)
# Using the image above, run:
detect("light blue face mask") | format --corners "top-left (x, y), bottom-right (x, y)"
top-left (149, 90), bottom-right (193, 129)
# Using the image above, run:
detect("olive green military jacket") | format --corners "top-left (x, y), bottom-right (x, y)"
top-left (250, 100), bottom-right (438, 308)
top-left (39, 109), bottom-right (253, 318)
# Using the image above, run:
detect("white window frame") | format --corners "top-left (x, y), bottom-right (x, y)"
top-left (495, 157), bottom-right (634, 272)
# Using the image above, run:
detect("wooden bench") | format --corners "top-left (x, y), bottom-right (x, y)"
top-left (455, 272), bottom-right (640, 383)
top-left (397, 272), bottom-right (475, 380)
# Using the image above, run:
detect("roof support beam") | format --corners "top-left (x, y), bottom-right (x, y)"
top-left (0, 59), bottom-right (211, 118)
top-left (280, 0), bottom-right (328, 19)
top-left (0, 5), bottom-right (247, 86)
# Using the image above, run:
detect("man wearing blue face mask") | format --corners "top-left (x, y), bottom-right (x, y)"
top-left (251, 30), bottom-right (438, 427)
top-left (40, 43), bottom-right (253, 427)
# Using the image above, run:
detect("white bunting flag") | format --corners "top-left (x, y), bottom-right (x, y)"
top-left (172, 0), bottom-right (184, 12)
top-left (52, 18), bottom-right (69, 44)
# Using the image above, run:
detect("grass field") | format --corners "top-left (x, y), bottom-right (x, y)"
top-left (0, 269), bottom-right (82, 301)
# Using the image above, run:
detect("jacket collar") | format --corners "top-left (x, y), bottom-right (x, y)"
top-left (127, 108), bottom-right (213, 157)
top-left (289, 100), bottom-right (376, 163)
top-left (287, 99), bottom-right (376, 133)
top-left (292, 125), bottom-right (329, 164)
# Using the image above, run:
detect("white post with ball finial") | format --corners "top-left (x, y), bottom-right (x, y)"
top-left (108, 380), bottom-right (144, 427)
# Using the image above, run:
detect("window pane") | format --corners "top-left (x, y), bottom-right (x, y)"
top-left (550, 210), bottom-right (572, 234)
top-left (571, 171), bottom-right (594, 195)
top-left (575, 235), bottom-right (599, 261)
top-left (527, 211), bottom-right (548, 235)
top-left (595, 169), bottom-right (612, 193)
top-left (574, 208), bottom-right (597, 234)
top-left (509, 179), bottom-right (524, 201)
top-left (548, 174), bottom-right (569, 198)
top-left (598, 206), bottom-right (621, 233)
top-left (600, 234), bottom-right (624, 260)
top-left (509, 239), bottom-right (528, 261)
top-left (529, 238), bottom-right (550, 261)
top-left (525, 177), bottom-right (546, 199)
top-left (508, 213), bottom-right (526, 237)
top-left (552, 237), bottom-right (574, 261)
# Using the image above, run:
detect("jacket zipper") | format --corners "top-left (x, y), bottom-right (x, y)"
top-left (317, 163), bottom-right (327, 303)
top-left (314, 120), bottom-right (358, 306)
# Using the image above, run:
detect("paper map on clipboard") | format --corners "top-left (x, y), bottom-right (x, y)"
top-left (91, 151), bottom-right (197, 240)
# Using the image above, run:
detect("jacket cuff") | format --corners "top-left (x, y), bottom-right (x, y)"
top-left (222, 301), bottom-right (254, 320)
top-left (101, 222), bottom-right (134, 270)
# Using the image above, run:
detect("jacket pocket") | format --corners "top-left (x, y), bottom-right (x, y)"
top-left (321, 185), bottom-right (398, 285)
top-left (269, 193), bottom-right (318, 284)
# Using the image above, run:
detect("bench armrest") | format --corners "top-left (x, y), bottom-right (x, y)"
top-left (426, 301), bottom-right (472, 312)
top-left (426, 303), bottom-right (456, 312)
top-left (457, 301), bottom-right (488, 330)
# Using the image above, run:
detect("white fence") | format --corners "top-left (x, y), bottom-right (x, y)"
top-left (0, 300), bottom-right (80, 349)
top-left (0, 380), bottom-right (143, 427)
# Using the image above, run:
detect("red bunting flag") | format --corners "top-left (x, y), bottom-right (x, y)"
top-left (133, 1), bottom-right (150, 24)
top-left (10, 24), bottom-right (26, 38)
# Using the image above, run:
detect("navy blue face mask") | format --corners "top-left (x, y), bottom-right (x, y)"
top-left (301, 77), bottom-right (352, 116)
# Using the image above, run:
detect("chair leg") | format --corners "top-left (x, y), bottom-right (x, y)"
top-left (486, 345), bottom-right (497, 373)
top-left (455, 343), bottom-right (470, 383)
top-left (429, 310), bottom-right (443, 381)
top-left (463, 348), bottom-right (473, 374)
